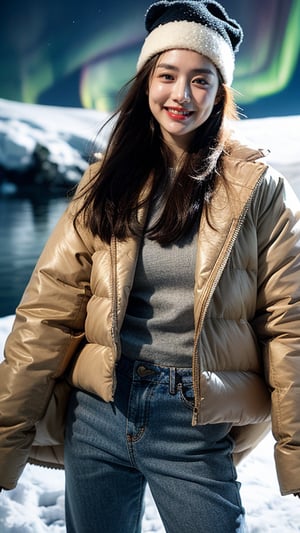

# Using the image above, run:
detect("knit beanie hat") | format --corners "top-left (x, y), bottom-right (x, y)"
top-left (136, 0), bottom-right (243, 86)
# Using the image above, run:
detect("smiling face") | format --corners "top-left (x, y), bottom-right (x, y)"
top-left (148, 49), bottom-right (220, 160)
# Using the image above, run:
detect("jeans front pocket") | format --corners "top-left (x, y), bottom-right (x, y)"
top-left (177, 375), bottom-right (194, 410)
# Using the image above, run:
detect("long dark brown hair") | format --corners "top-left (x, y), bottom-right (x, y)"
top-left (74, 53), bottom-right (238, 245)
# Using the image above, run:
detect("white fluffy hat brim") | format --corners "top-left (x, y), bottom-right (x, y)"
top-left (136, 20), bottom-right (235, 85)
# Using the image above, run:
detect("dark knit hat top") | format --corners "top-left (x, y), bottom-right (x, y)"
top-left (146, 1), bottom-right (243, 53)
top-left (137, 0), bottom-right (243, 85)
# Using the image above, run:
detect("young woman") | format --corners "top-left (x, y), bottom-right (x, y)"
top-left (1, 1), bottom-right (300, 531)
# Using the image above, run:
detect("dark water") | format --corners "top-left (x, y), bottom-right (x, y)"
top-left (0, 194), bottom-right (69, 317)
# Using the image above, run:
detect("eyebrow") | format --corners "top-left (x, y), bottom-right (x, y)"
top-left (156, 63), bottom-right (216, 76)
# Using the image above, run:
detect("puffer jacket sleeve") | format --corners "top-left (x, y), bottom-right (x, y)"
top-left (252, 168), bottom-right (300, 495)
top-left (0, 163), bottom-right (100, 490)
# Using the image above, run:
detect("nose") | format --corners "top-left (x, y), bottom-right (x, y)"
top-left (173, 80), bottom-right (191, 104)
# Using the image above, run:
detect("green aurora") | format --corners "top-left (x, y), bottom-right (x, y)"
top-left (0, 0), bottom-right (299, 116)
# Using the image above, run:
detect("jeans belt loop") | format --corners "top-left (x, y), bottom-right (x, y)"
top-left (169, 367), bottom-right (177, 395)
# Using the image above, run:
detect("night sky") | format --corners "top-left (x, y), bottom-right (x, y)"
top-left (1, 0), bottom-right (299, 118)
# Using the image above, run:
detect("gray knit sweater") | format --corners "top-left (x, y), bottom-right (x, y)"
top-left (120, 217), bottom-right (198, 367)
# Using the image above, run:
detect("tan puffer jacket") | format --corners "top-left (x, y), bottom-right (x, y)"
top-left (1, 140), bottom-right (300, 496)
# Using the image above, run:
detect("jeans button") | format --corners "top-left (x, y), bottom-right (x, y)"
top-left (136, 365), bottom-right (155, 377)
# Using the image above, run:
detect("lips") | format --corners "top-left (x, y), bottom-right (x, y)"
top-left (165, 107), bottom-right (193, 120)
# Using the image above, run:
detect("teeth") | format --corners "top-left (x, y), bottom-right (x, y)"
top-left (168, 108), bottom-right (190, 116)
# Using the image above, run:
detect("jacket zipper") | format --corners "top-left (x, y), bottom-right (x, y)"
top-left (110, 235), bottom-right (119, 400)
top-left (192, 171), bottom-right (266, 425)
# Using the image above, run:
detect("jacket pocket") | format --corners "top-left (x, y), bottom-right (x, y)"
top-left (198, 370), bottom-right (271, 425)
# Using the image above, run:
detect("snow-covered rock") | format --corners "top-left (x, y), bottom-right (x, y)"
top-left (0, 99), bottom-right (109, 190)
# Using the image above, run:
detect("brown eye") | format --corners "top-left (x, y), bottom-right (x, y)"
top-left (159, 73), bottom-right (174, 81)
top-left (193, 77), bottom-right (208, 86)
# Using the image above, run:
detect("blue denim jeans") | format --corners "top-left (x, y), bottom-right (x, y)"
top-left (64, 357), bottom-right (246, 533)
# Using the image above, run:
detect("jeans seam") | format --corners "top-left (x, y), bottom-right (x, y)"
top-left (177, 382), bottom-right (195, 410)
top-left (132, 475), bottom-right (147, 533)
top-left (126, 381), bottom-right (155, 467)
